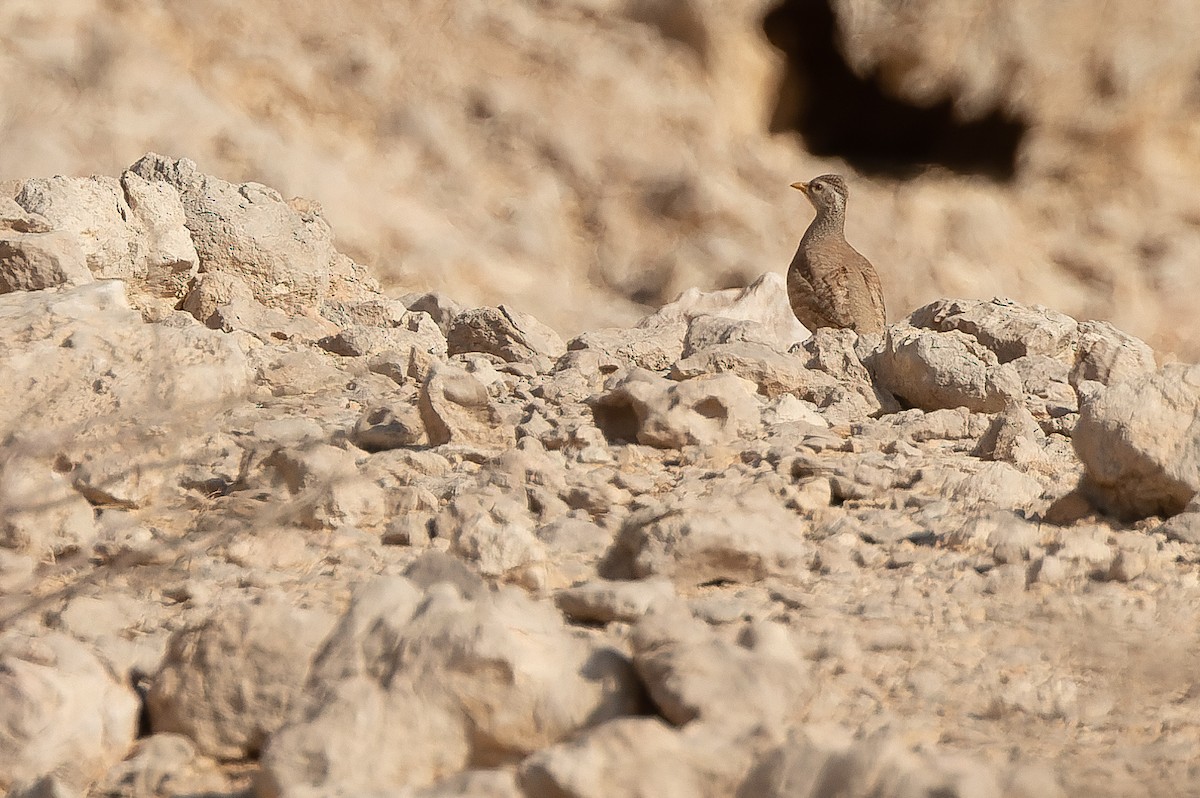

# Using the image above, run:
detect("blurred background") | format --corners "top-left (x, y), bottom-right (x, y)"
top-left (3, 0), bottom-right (1200, 356)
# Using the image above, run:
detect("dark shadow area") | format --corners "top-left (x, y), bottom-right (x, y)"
top-left (762, 0), bottom-right (1027, 180)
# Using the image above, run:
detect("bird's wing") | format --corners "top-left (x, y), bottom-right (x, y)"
top-left (860, 252), bottom-right (886, 324)
top-left (798, 247), bottom-right (857, 328)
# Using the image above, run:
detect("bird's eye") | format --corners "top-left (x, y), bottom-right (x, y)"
top-left (813, 184), bottom-right (823, 192)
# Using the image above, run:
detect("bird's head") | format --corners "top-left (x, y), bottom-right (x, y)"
top-left (791, 174), bottom-right (849, 216)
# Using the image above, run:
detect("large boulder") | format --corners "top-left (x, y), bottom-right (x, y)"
top-left (259, 577), bottom-right (642, 795)
top-left (147, 596), bottom-right (336, 760)
top-left (0, 632), bottom-right (139, 794)
top-left (1073, 363), bottom-right (1200, 519)
top-left (128, 154), bottom-right (346, 314)
top-left (12, 169), bottom-right (198, 303)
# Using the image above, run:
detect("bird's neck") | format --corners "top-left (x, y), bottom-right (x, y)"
top-left (804, 209), bottom-right (844, 240)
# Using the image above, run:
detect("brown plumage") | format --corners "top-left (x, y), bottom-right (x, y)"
top-left (786, 174), bottom-right (886, 336)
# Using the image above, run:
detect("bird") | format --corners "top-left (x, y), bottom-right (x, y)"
top-left (786, 174), bottom-right (886, 336)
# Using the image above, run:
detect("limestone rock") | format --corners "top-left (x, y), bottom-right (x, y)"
top-left (351, 401), bottom-right (425, 451)
top-left (1070, 320), bottom-right (1157, 387)
top-left (0, 281), bottom-right (252, 440)
top-left (555, 578), bottom-right (676, 624)
top-left (873, 321), bottom-right (1022, 413)
top-left (742, 726), bottom-right (1034, 798)
top-left (589, 370), bottom-right (760, 448)
top-left (319, 310), bottom-right (447, 360)
top-left (0, 231), bottom-right (92, 293)
top-left (632, 604), bottom-right (810, 731)
top-left (880, 299), bottom-right (1155, 419)
top-left (649, 272), bottom-right (810, 352)
top-left (418, 361), bottom-right (514, 448)
top-left (518, 718), bottom-right (749, 798)
top-left (13, 169), bottom-right (199, 301)
top-left (0, 455), bottom-right (97, 557)
top-left (129, 153), bottom-right (337, 313)
top-left (0, 632), bottom-right (139, 793)
top-left (260, 578), bottom-right (642, 794)
top-left (448, 305), bottom-right (566, 371)
top-left (568, 323), bottom-right (689, 372)
top-left (438, 488), bottom-right (546, 577)
top-left (1074, 363), bottom-right (1200, 518)
top-left (605, 485), bottom-right (809, 585)
top-left (147, 595), bottom-right (336, 760)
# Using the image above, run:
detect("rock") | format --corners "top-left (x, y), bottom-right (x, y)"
top-left (128, 154), bottom-right (338, 313)
top-left (742, 726), bottom-right (1021, 798)
top-left (0, 197), bottom-right (52, 233)
top-left (95, 733), bottom-right (229, 798)
top-left (0, 280), bottom-right (251, 441)
top-left (909, 297), bottom-right (1080, 362)
top-left (438, 488), bottom-right (546, 577)
top-left (1070, 320), bottom-right (1156, 387)
top-left (0, 455), bottom-right (97, 557)
top-left (672, 341), bottom-right (883, 421)
top-left (448, 305), bottom-right (566, 371)
top-left (873, 321), bottom-right (1022, 413)
top-left (319, 310), bottom-right (447, 360)
top-left (0, 231), bottom-right (92, 293)
top-left (648, 272), bottom-right (809, 352)
top-left (350, 401), bottom-right (426, 451)
top-left (402, 292), bottom-right (465, 337)
top-left (589, 370), bottom-right (761, 448)
top-left (14, 169), bottom-right (199, 300)
top-left (682, 314), bottom-right (788, 357)
top-left (555, 578), bottom-right (676, 624)
top-left (147, 595), bottom-right (336, 760)
top-left (253, 444), bottom-right (389, 529)
top-left (568, 323), bottom-right (689, 372)
top-left (418, 361), bottom-right (515, 448)
top-left (260, 578), bottom-right (641, 794)
top-left (0, 632), bottom-right (139, 793)
top-left (631, 604), bottom-right (809, 731)
top-left (881, 299), bottom-right (1156, 419)
top-left (518, 718), bottom-right (750, 798)
top-left (605, 485), bottom-right (810, 585)
top-left (1073, 363), bottom-right (1200, 518)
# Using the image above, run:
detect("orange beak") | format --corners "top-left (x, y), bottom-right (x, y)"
top-left (790, 181), bottom-right (809, 194)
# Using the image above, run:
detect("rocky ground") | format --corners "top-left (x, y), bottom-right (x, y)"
top-left (3, 156), bottom-right (1200, 798)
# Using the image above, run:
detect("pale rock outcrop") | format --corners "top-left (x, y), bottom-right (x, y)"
top-left (0, 455), bottom-right (97, 557)
top-left (649, 272), bottom-right (810, 352)
top-left (128, 154), bottom-right (341, 313)
top-left (0, 280), bottom-right (251, 440)
top-left (605, 485), bottom-right (810, 585)
top-left (147, 595), bottom-right (336, 760)
top-left (0, 632), bottom-right (139, 793)
top-left (320, 309), bottom-right (447, 361)
top-left (437, 487), bottom-right (547, 578)
top-left (1073, 363), bottom-right (1200, 518)
top-left (419, 361), bottom-right (515, 448)
top-left (259, 578), bottom-right (641, 795)
top-left (873, 322), bottom-right (1023, 413)
top-left (555, 577), bottom-right (676, 625)
top-left (589, 369), bottom-right (761, 448)
top-left (251, 444), bottom-right (389, 529)
top-left (519, 717), bottom-right (754, 798)
top-left (13, 169), bottom-right (199, 302)
top-left (632, 603), bottom-right (810, 731)
top-left (448, 305), bottom-right (566, 372)
top-left (567, 322), bottom-right (689, 372)
top-left (0, 230), bottom-right (92, 293)
top-left (879, 298), bottom-right (1156, 419)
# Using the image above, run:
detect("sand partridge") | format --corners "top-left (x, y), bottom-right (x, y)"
top-left (786, 174), bottom-right (886, 336)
